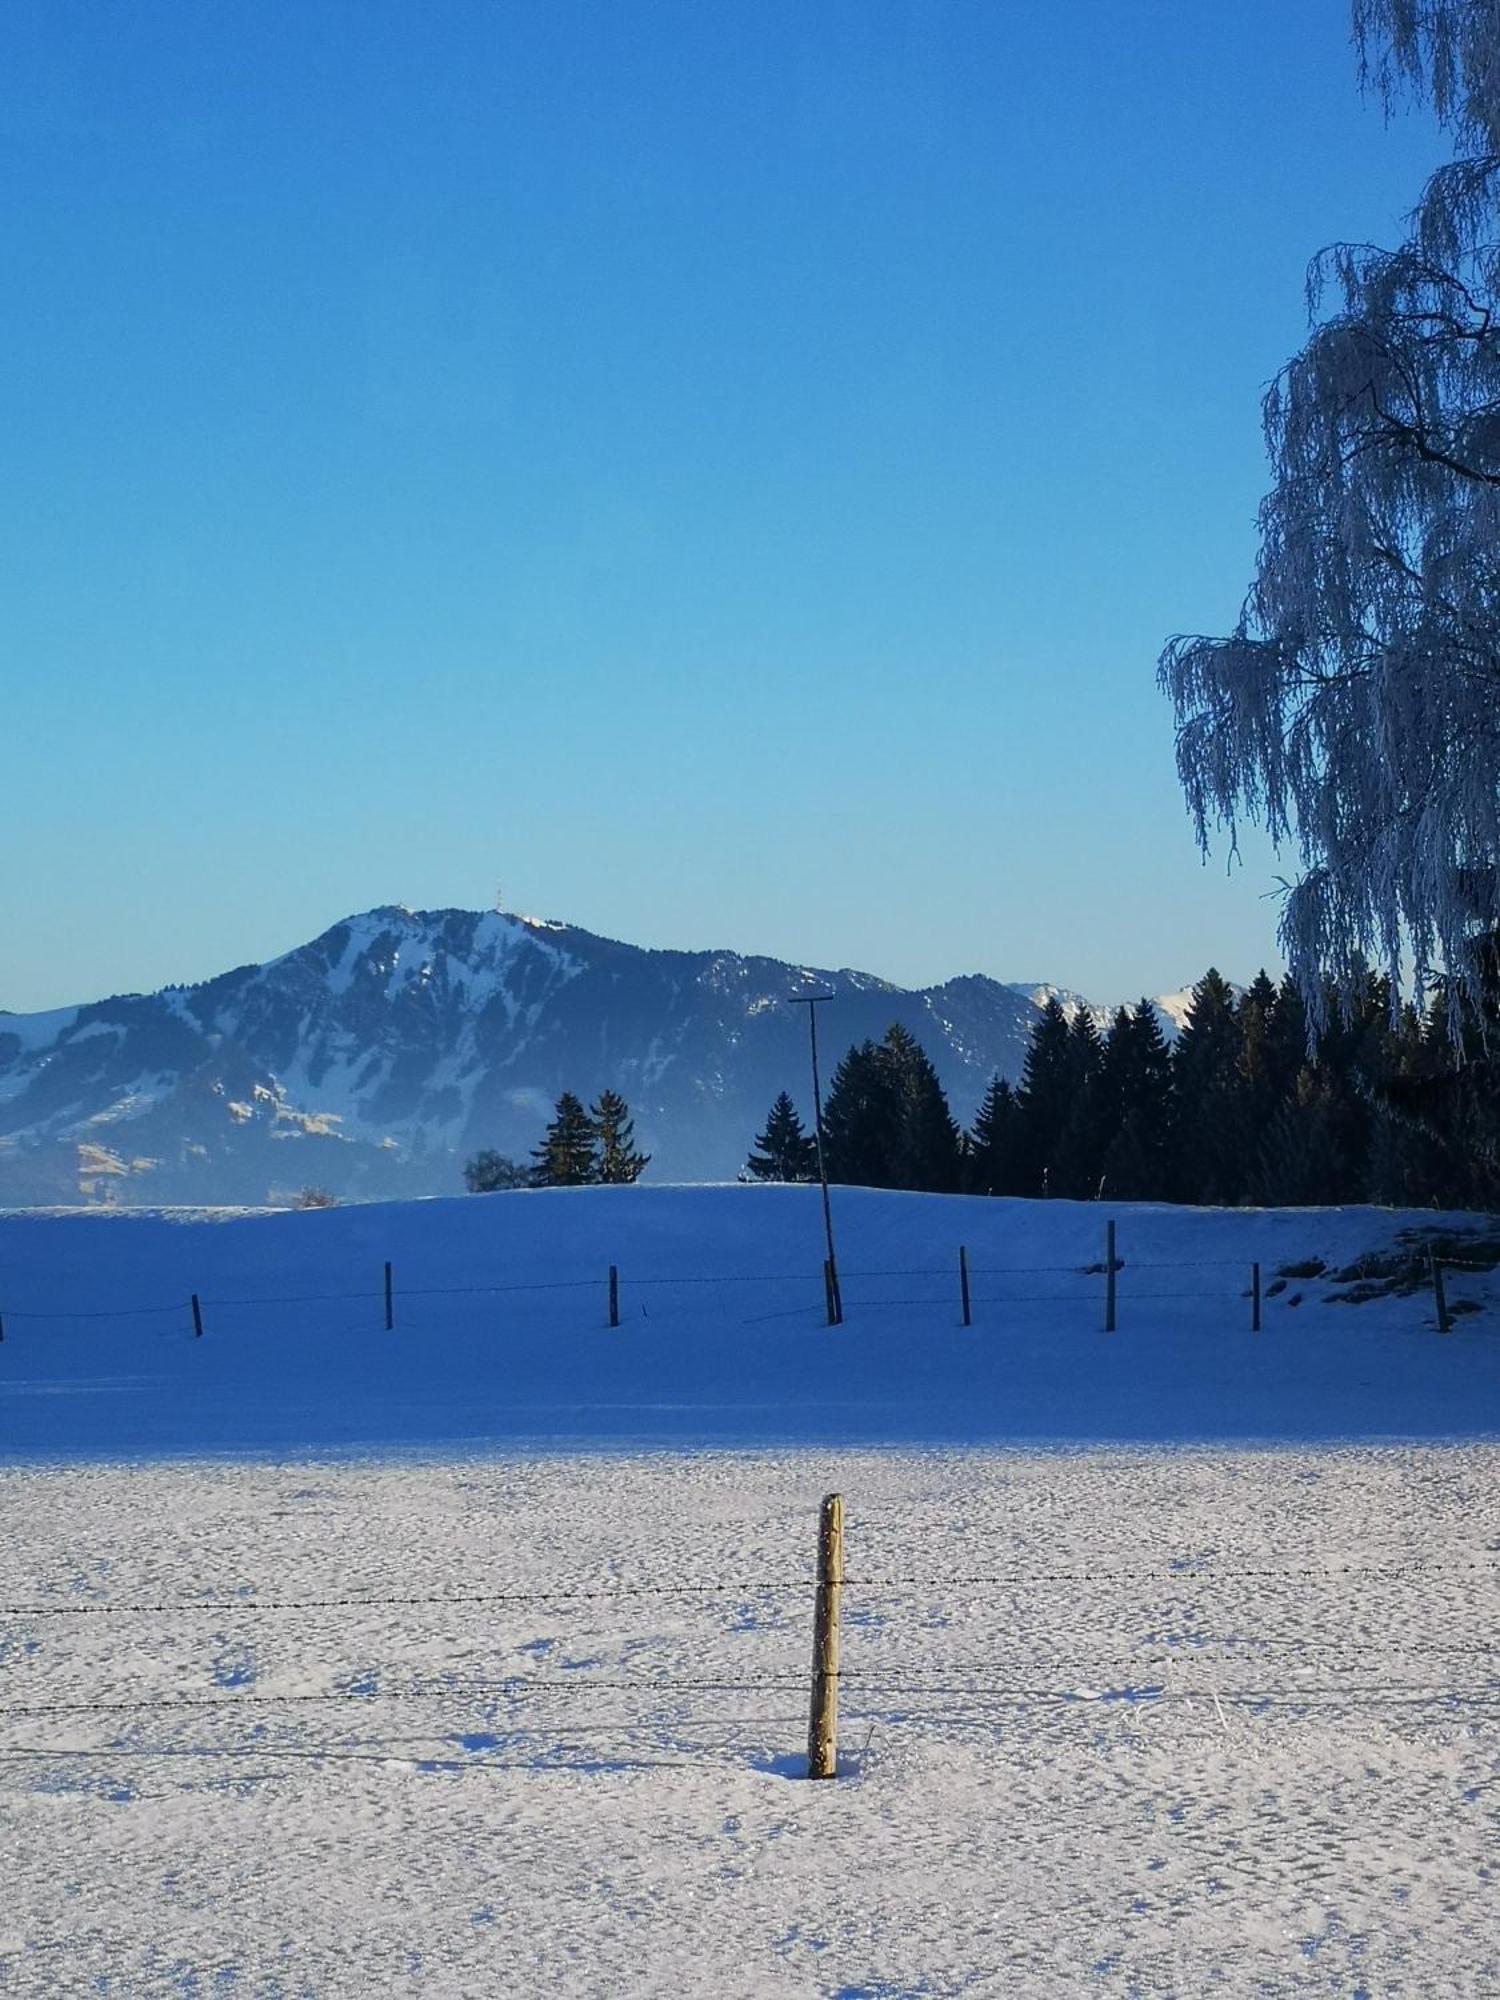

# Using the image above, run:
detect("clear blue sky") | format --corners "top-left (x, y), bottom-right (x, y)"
top-left (2, 1), bottom-right (1443, 1013)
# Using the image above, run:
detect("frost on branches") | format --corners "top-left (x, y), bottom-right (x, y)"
top-left (1160, 0), bottom-right (1500, 1021)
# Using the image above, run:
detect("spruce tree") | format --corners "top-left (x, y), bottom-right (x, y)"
top-left (1051, 1007), bottom-right (1107, 1198)
top-left (968, 1074), bottom-right (1020, 1195)
top-left (1253, 1073), bottom-right (1345, 1206)
top-left (1237, 970), bottom-right (1283, 1176)
top-left (745, 1092), bottom-right (818, 1182)
top-left (881, 1023), bottom-right (963, 1192)
top-left (529, 1092), bottom-right (598, 1187)
top-left (821, 1040), bottom-right (903, 1187)
top-left (1302, 972), bottom-right (1368, 1199)
top-left (592, 1089), bottom-right (650, 1184)
top-left (1097, 1002), bottom-right (1174, 1201)
top-left (1384, 948), bottom-right (1500, 1208)
top-left (1264, 974), bottom-right (1310, 1099)
top-left (1171, 970), bottom-right (1246, 1202)
top-left (1013, 997), bottom-right (1074, 1197)
top-left (1370, 999), bottom-right (1452, 1205)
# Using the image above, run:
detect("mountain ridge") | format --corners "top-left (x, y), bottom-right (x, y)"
top-left (0, 905), bottom-right (1200, 1206)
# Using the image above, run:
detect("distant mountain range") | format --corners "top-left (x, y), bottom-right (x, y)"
top-left (0, 907), bottom-right (1197, 1205)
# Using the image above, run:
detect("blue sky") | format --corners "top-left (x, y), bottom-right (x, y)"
top-left (2, 1), bottom-right (1443, 1012)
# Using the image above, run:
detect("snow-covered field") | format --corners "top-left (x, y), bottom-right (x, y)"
top-left (4, 1446), bottom-right (1499, 1996)
top-left (2, 1185), bottom-right (1499, 1454)
top-left (2, 1188), bottom-right (1499, 1994)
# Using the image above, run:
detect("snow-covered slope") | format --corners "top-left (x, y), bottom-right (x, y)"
top-left (1, 1185), bottom-right (1495, 1457)
top-left (0, 907), bottom-right (1197, 1205)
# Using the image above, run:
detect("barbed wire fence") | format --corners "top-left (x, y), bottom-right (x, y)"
top-left (1, 1496), bottom-right (1496, 1782)
top-left (1, 1219), bottom-right (1491, 1343)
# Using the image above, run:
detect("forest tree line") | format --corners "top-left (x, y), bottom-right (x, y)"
top-left (746, 964), bottom-right (1500, 1209)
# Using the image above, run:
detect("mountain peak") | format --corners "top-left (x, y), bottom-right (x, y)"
top-left (0, 908), bottom-right (1202, 1207)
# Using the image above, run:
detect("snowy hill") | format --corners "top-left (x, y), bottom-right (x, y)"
top-left (0, 907), bottom-right (1194, 1206)
top-left (1, 1185), bottom-right (1496, 1457)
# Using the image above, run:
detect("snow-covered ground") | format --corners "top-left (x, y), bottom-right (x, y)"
top-left (3, 1446), bottom-right (1499, 1995)
top-left (2, 1185), bottom-right (1499, 1454)
top-left (2, 1188), bottom-right (1499, 1994)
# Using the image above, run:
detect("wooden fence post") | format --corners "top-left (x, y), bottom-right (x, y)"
top-left (807, 1492), bottom-right (843, 1780)
top-left (384, 1261), bottom-right (394, 1332)
top-left (608, 1264), bottom-right (620, 1329)
top-left (1251, 1261), bottom-right (1261, 1333)
top-left (191, 1294), bottom-right (204, 1339)
top-left (1431, 1249), bottom-right (1451, 1334)
top-left (1104, 1220), bottom-right (1117, 1333)
top-left (959, 1245), bottom-right (972, 1327)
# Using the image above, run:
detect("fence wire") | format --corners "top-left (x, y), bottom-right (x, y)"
top-left (3, 1245), bottom-right (1481, 1335)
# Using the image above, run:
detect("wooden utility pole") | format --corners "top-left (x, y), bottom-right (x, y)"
top-left (959, 1245), bottom-right (972, 1327)
top-left (608, 1264), bottom-right (620, 1329)
top-left (191, 1293), bottom-right (204, 1339)
top-left (384, 1261), bottom-right (394, 1332)
top-left (790, 993), bottom-right (842, 1324)
top-left (807, 1492), bottom-right (844, 1779)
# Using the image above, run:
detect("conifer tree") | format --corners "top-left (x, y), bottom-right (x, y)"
top-left (1364, 994), bottom-right (1438, 1205)
top-left (1312, 968), bottom-right (1394, 1200)
top-left (1013, 997), bottom-right (1074, 1197)
top-left (821, 1041), bottom-right (903, 1187)
top-left (1097, 1002), bottom-right (1174, 1201)
top-left (592, 1089), bottom-right (650, 1184)
top-left (881, 1023), bottom-right (963, 1193)
top-left (745, 1092), bottom-right (818, 1182)
top-left (1052, 1007), bottom-right (1107, 1197)
top-left (1237, 970), bottom-right (1283, 1174)
top-left (1381, 944), bottom-right (1500, 1207)
top-left (1264, 974), bottom-right (1310, 1099)
top-left (1252, 1073), bottom-right (1345, 1206)
top-left (1371, 998), bottom-right (1457, 1205)
top-left (529, 1092), bottom-right (598, 1187)
top-left (1171, 970), bottom-right (1246, 1202)
top-left (968, 1074), bottom-right (1020, 1196)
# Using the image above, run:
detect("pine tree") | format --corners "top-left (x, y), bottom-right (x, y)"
top-left (1171, 970), bottom-right (1246, 1202)
top-left (1252, 1072), bottom-right (1345, 1206)
top-left (745, 1091), bottom-right (818, 1182)
top-left (968, 1074), bottom-right (1020, 1195)
top-left (1097, 1002), bottom-right (1174, 1201)
top-left (1013, 997), bottom-right (1074, 1197)
top-left (591, 1089), bottom-right (650, 1184)
top-left (529, 1092), bottom-right (598, 1187)
top-left (821, 1040), bottom-right (903, 1187)
top-left (1311, 968), bottom-right (1394, 1202)
top-left (1381, 947), bottom-right (1500, 1208)
top-left (1237, 970), bottom-right (1282, 1176)
top-left (1264, 974), bottom-right (1310, 1098)
top-left (881, 1023), bottom-right (963, 1192)
top-left (1051, 1007), bottom-right (1107, 1197)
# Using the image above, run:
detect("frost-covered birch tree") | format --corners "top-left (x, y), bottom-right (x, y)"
top-left (1160, 0), bottom-right (1500, 1019)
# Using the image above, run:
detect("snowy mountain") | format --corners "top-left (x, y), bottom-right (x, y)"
top-left (0, 907), bottom-right (1195, 1205)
